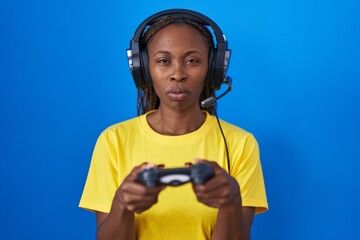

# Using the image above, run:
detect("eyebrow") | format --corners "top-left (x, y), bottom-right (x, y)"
top-left (152, 50), bottom-right (203, 57)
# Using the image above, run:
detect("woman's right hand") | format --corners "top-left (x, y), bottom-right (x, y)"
top-left (113, 163), bottom-right (165, 214)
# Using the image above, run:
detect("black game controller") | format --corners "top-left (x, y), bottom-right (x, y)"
top-left (136, 163), bottom-right (215, 188)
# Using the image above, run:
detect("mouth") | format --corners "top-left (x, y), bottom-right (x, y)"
top-left (166, 89), bottom-right (190, 100)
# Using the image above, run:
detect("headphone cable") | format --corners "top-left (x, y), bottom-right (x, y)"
top-left (213, 109), bottom-right (231, 174)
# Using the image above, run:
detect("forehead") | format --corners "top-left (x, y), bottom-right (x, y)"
top-left (147, 24), bottom-right (210, 49)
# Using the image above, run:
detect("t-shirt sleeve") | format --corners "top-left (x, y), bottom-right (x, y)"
top-left (232, 134), bottom-right (268, 214)
top-left (79, 131), bottom-right (119, 213)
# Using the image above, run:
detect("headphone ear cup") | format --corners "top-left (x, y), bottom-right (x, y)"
top-left (211, 47), bottom-right (229, 90)
top-left (206, 48), bottom-right (216, 89)
top-left (127, 45), bottom-right (144, 90)
top-left (140, 47), bottom-right (152, 88)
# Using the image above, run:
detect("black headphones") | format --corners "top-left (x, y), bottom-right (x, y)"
top-left (126, 9), bottom-right (231, 90)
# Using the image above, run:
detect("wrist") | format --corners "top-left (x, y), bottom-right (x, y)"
top-left (112, 194), bottom-right (134, 217)
top-left (219, 197), bottom-right (242, 210)
top-left (228, 178), bottom-right (242, 206)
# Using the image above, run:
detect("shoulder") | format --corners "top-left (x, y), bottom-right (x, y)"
top-left (210, 116), bottom-right (259, 150)
top-left (98, 115), bottom-right (143, 141)
top-left (217, 118), bottom-right (255, 139)
top-left (106, 116), bottom-right (140, 131)
top-left (203, 113), bottom-right (259, 152)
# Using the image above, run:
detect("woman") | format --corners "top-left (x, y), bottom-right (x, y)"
top-left (80, 9), bottom-right (268, 240)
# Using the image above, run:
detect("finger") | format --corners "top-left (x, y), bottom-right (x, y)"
top-left (199, 199), bottom-right (230, 209)
top-left (195, 171), bottom-right (229, 192)
top-left (140, 162), bottom-right (157, 170)
top-left (121, 190), bottom-right (159, 205)
top-left (121, 181), bottom-right (146, 194)
top-left (119, 186), bottom-right (163, 212)
top-left (126, 166), bottom-right (144, 181)
top-left (157, 164), bottom-right (165, 169)
top-left (195, 183), bottom-right (230, 201)
top-left (121, 195), bottom-right (159, 213)
top-left (126, 162), bottom-right (157, 181)
top-left (195, 180), bottom-right (225, 195)
top-left (194, 159), bottom-right (224, 174)
top-left (121, 181), bottom-right (164, 196)
top-left (185, 162), bottom-right (193, 167)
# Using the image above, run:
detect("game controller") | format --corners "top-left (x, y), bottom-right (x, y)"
top-left (136, 163), bottom-right (215, 188)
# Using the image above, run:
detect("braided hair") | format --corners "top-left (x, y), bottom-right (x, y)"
top-left (137, 15), bottom-right (217, 116)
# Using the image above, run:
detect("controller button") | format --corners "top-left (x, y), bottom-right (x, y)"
top-left (160, 174), bottom-right (191, 185)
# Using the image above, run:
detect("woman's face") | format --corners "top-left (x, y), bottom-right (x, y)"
top-left (147, 24), bottom-right (209, 112)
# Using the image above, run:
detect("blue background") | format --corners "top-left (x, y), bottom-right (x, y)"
top-left (1, 0), bottom-right (359, 239)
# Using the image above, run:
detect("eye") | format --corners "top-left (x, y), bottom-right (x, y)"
top-left (185, 58), bottom-right (200, 65)
top-left (157, 58), bottom-right (170, 65)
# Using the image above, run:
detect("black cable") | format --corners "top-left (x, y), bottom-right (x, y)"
top-left (213, 109), bottom-right (231, 174)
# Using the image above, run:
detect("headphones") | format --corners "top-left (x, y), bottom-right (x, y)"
top-left (126, 9), bottom-right (231, 90)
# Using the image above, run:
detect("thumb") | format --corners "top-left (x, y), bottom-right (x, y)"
top-left (128, 162), bottom-right (157, 181)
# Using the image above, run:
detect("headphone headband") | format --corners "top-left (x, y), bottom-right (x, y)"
top-left (127, 9), bottom-right (231, 90)
top-left (132, 9), bottom-right (226, 46)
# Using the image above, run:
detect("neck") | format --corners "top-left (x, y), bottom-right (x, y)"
top-left (147, 108), bottom-right (206, 136)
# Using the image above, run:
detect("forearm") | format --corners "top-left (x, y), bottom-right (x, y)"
top-left (96, 163), bottom-right (162, 240)
top-left (212, 204), bottom-right (250, 240)
top-left (96, 203), bottom-right (136, 240)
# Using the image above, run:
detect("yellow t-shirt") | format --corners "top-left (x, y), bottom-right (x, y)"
top-left (79, 111), bottom-right (268, 239)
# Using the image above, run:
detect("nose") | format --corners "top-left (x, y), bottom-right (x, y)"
top-left (170, 62), bottom-right (186, 82)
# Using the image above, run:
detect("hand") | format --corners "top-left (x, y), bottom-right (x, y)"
top-left (113, 163), bottom-right (165, 214)
top-left (192, 159), bottom-right (242, 209)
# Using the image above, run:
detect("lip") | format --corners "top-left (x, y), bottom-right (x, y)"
top-left (166, 89), bottom-right (190, 100)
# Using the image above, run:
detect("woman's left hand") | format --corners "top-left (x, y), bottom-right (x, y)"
top-left (192, 159), bottom-right (242, 209)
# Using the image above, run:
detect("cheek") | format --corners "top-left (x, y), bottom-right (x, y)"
top-left (148, 62), bottom-right (164, 83)
top-left (192, 66), bottom-right (208, 87)
top-left (198, 59), bottom-right (209, 82)
top-left (148, 61), bottom-right (156, 78)
top-left (149, 69), bottom-right (163, 96)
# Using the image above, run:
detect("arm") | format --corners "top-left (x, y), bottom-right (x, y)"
top-left (95, 164), bottom-right (165, 240)
top-left (212, 205), bottom-right (254, 240)
top-left (96, 206), bottom-right (135, 240)
top-left (193, 160), bottom-right (254, 240)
